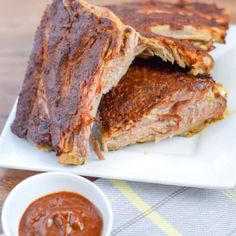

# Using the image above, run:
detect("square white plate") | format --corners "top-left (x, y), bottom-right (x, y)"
top-left (0, 26), bottom-right (236, 189)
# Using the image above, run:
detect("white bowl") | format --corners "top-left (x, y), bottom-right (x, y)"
top-left (1, 172), bottom-right (113, 236)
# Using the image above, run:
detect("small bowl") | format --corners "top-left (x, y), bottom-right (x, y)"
top-left (1, 172), bottom-right (113, 236)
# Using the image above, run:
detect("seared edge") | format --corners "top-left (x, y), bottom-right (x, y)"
top-left (106, 0), bottom-right (230, 74)
top-left (11, 0), bottom-right (141, 164)
top-left (98, 58), bottom-right (227, 151)
top-left (108, 1), bottom-right (229, 43)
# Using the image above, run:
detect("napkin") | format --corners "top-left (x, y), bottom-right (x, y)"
top-left (95, 179), bottom-right (236, 236)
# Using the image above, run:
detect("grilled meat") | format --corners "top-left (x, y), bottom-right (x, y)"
top-left (98, 58), bottom-right (227, 151)
top-left (11, 0), bottom-right (224, 164)
top-left (107, 0), bottom-right (229, 47)
top-left (105, 0), bottom-right (230, 75)
top-left (11, 0), bottom-right (141, 164)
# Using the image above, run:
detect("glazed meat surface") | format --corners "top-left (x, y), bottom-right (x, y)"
top-left (11, 0), bottom-right (141, 164)
top-left (108, 0), bottom-right (229, 45)
top-left (107, 0), bottom-right (229, 74)
top-left (11, 0), bottom-right (226, 164)
top-left (98, 58), bottom-right (227, 151)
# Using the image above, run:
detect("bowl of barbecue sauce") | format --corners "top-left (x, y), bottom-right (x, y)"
top-left (1, 172), bottom-right (113, 236)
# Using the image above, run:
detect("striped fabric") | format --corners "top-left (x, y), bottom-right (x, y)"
top-left (95, 179), bottom-right (236, 236)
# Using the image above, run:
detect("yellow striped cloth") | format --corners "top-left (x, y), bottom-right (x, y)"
top-left (95, 179), bottom-right (236, 236)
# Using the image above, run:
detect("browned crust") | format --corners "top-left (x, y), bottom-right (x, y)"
top-left (11, 0), bottom-right (226, 164)
top-left (11, 0), bottom-right (139, 164)
top-left (107, 0), bottom-right (229, 43)
top-left (106, 1), bottom-right (222, 74)
top-left (98, 57), bottom-right (215, 136)
top-left (98, 58), bottom-right (227, 151)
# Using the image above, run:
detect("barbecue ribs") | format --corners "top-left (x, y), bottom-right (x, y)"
top-left (98, 58), bottom-right (227, 151)
top-left (11, 0), bottom-right (222, 164)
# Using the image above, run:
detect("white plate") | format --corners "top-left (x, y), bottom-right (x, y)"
top-left (0, 26), bottom-right (236, 189)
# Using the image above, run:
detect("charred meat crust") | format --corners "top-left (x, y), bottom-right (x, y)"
top-left (11, 0), bottom-right (227, 164)
top-left (98, 57), bottom-right (225, 137)
top-left (107, 1), bottom-right (229, 42)
top-left (106, 1), bottom-right (223, 75)
top-left (11, 0), bottom-right (139, 164)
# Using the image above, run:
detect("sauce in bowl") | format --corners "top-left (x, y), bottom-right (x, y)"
top-left (19, 191), bottom-right (103, 236)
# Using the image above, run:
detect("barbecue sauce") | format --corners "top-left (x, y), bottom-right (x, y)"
top-left (19, 191), bottom-right (103, 236)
